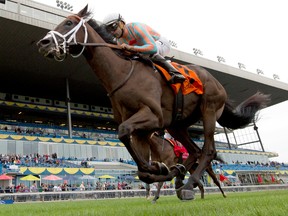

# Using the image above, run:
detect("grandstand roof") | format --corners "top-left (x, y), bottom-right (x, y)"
top-left (1, 0), bottom-right (288, 108)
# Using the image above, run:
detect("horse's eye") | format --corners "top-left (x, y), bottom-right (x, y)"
top-left (66, 20), bottom-right (73, 26)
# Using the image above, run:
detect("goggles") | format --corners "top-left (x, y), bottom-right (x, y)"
top-left (106, 22), bottom-right (119, 32)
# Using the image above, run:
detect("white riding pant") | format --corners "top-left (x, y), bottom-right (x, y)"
top-left (155, 36), bottom-right (171, 57)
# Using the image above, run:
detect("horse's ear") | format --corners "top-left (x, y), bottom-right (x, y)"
top-left (77, 4), bottom-right (88, 17)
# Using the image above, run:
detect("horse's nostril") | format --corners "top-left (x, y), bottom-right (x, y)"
top-left (37, 37), bottom-right (52, 48)
top-left (40, 39), bottom-right (51, 45)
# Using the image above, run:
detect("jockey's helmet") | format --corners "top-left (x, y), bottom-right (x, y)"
top-left (103, 13), bottom-right (125, 26)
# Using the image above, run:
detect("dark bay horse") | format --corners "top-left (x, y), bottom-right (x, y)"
top-left (146, 134), bottom-right (226, 203)
top-left (37, 5), bottom-right (270, 200)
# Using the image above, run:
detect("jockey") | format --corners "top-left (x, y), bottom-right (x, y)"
top-left (103, 13), bottom-right (186, 84)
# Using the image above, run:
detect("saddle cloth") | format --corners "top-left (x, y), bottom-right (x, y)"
top-left (154, 62), bottom-right (204, 95)
top-left (166, 138), bottom-right (189, 160)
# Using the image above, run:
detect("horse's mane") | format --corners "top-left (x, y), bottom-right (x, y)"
top-left (79, 9), bottom-right (137, 58)
top-left (88, 19), bottom-right (117, 45)
top-left (82, 10), bottom-right (116, 45)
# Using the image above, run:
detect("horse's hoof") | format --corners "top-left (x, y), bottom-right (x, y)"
top-left (175, 186), bottom-right (195, 201)
top-left (151, 200), bottom-right (157, 204)
top-left (175, 185), bottom-right (184, 200)
top-left (181, 189), bottom-right (196, 201)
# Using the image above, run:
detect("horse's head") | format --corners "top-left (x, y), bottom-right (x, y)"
top-left (37, 5), bottom-right (91, 61)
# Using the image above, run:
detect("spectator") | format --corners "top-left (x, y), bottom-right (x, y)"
top-left (80, 182), bottom-right (85, 191)
top-left (30, 181), bottom-right (38, 192)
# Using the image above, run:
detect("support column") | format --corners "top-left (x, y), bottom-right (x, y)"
top-left (253, 121), bottom-right (265, 152)
top-left (223, 127), bottom-right (232, 149)
top-left (66, 78), bottom-right (72, 138)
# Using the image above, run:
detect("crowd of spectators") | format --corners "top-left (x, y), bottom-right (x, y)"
top-left (0, 180), bottom-right (138, 194)
top-left (0, 122), bottom-right (118, 142)
top-left (0, 153), bottom-right (136, 174)
top-left (212, 159), bottom-right (288, 169)
top-left (0, 153), bottom-right (65, 169)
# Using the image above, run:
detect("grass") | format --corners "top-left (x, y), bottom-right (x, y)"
top-left (0, 190), bottom-right (288, 216)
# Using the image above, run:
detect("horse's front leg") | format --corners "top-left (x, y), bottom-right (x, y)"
top-left (137, 166), bottom-right (181, 184)
top-left (206, 165), bottom-right (226, 198)
top-left (118, 106), bottom-right (164, 177)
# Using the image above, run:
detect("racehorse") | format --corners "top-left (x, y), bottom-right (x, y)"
top-left (37, 5), bottom-right (270, 200)
top-left (146, 134), bottom-right (226, 203)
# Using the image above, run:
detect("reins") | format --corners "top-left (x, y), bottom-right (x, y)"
top-left (107, 59), bottom-right (135, 97)
top-left (75, 42), bottom-right (122, 50)
top-left (72, 42), bottom-right (135, 97)
top-left (72, 42), bottom-right (136, 97)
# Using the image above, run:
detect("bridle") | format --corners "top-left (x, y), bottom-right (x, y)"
top-left (43, 15), bottom-right (88, 61)
top-left (44, 15), bottom-right (123, 62)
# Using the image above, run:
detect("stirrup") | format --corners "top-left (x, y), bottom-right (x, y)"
top-left (168, 74), bottom-right (186, 84)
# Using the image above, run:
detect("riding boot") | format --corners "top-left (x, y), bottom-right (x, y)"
top-left (152, 54), bottom-right (186, 84)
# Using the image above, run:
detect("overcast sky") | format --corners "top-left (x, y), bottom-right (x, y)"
top-left (35, 0), bottom-right (288, 163)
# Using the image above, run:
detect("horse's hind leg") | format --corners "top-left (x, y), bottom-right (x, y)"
top-left (180, 108), bottom-right (220, 200)
top-left (152, 182), bottom-right (163, 204)
top-left (197, 182), bottom-right (205, 199)
top-left (206, 165), bottom-right (226, 198)
top-left (145, 184), bottom-right (151, 199)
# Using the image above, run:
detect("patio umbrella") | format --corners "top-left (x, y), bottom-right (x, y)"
top-left (0, 174), bottom-right (13, 189)
top-left (42, 174), bottom-right (63, 181)
top-left (20, 175), bottom-right (40, 181)
top-left (62, 175), bottom-right (79, 186)
top-left (226, 175), bottom-right (237, 179)
top-left (79, 175), bottom-right (96, 180)
top-left (98, 175), bottom-right (115, 179)
top-left (0, 174), bottom-right (13, 180)
top-left (226, 175), bottom-right (237, 182)
top-left (121, 175), bottom-right (135, 181)
top-left (63, 175), bottom-right (79, 181)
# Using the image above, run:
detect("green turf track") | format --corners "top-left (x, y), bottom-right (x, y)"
top-left (0, 190), bottom-right (287, 216)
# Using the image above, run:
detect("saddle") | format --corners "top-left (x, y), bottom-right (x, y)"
top-left (128, 54), bottom-right (203, 96)
top-left (154, 62), bottom-right (203, 96)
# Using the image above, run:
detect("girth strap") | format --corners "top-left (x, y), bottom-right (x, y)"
top-left (174, 90), bottom-right (184, 121)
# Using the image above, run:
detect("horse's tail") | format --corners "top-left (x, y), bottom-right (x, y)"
top-left (217, 92), bottom-right (270, 129)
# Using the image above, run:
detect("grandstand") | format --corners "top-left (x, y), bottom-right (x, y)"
top-left (1, 0), bottom-right (288, 192)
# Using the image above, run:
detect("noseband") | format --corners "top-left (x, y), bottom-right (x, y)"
top-left (44, 15), bottom-right (88, 61)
